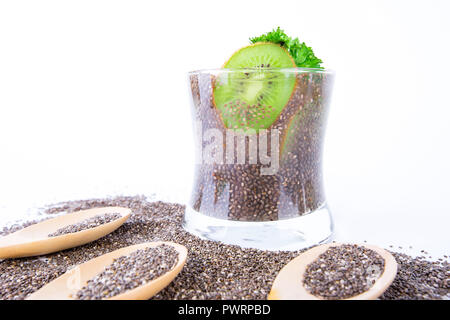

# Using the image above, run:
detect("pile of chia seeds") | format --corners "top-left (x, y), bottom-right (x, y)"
top-left (0, 195), bottom-right (448, 300)
top-left (48, 212), bottom-right (122, 237)
top-left (75, 244), bottom-right (178, 300)
top-left (303, 244), bottom-right (385, 299)
top-left (380, 252), bottom-right (449, 300)
top-left (190, 72), bottom-right (333, 221)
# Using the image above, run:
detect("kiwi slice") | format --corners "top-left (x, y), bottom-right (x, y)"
top-left (213, 43), bottom-right (297, 131)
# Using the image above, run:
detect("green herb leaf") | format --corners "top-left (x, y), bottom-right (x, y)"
top-left (249, 27), bottom-right (323, 68)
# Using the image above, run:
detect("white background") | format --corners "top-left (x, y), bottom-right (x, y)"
top-left (0, 0), bottom-right (449, 257)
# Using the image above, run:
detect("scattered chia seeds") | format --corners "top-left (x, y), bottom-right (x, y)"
top-left (0, 195), bottom-right (448, 300)
top-left (303, 244), bottom-right (385, 299)
top-left (75, 244), bottom-right (178, 300)
top-left (48, 212), bottom-right (122, 237)
top-left (381, 252), bottom-right (449, 300)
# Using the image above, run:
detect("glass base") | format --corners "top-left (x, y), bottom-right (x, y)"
top-left (182, 205), bottom-right (333, 251)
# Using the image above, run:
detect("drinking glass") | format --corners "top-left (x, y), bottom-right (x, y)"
top-left (183, 68), bottom-right (334, 250)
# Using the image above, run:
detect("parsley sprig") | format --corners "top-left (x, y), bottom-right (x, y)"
top-left (250, 27), bottom-right (323, 68)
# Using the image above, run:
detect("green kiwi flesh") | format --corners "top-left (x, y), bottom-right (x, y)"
top-left (213, 43), bottom-right (296, 131)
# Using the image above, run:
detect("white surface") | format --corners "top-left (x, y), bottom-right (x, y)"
top-left (0, 1), bottom-right (449, 257)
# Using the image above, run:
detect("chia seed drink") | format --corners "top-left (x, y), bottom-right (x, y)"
top-left (184, 69), bottom-right (334, 250)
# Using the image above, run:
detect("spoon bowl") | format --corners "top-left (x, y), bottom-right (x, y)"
top-left (26, 241), bottom-right (188, 300)
top-left (268, 242), bottom-right (398, 300)
top-left (0, 207), bottom-right (131, 259)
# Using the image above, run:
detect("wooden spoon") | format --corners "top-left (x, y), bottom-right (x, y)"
top-left (26, 241), bottom-right (188, 300)
top-left (268, 242), bottom-right (398, 300)
top-left (0, 207), bottom-right (131, 259)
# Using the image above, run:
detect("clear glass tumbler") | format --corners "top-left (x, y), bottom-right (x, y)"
top-left (183, 68), bottom-right (334, 250)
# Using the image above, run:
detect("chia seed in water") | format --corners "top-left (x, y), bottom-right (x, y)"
top-left (190, 72), bottom-right (333, 221)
